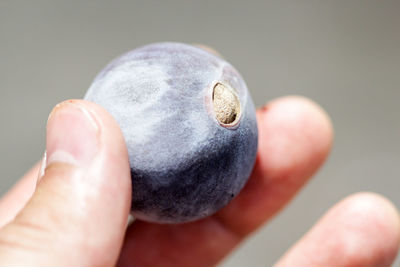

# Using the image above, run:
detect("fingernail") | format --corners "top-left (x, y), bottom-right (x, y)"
top-left (46, 101), bottom-right (100, 168)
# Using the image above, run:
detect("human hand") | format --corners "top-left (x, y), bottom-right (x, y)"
top-left (0, 96), bottom-right (398, 267)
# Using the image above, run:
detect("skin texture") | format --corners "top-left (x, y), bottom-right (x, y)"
top-left (276, 193), bottom-right (400, 267)
top-left (85, 43), bottom-right (258, 223)
top-left (0, 96), bottom-right (398, 266)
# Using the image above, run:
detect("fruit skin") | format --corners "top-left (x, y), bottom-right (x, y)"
top-left (85, 42), bottom-right (258, 223)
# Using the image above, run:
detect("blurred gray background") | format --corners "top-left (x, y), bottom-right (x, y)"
top-left (1, 1), bottom-right (399, 266)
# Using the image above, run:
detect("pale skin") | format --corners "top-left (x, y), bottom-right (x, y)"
top-left (0, 68), bottom-right (399, 266)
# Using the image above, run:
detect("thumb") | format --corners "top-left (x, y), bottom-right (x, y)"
top-left (0, 100), bottom-right (132, 267)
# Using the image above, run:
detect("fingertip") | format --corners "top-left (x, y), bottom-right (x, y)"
top-left (337, 192), bottom-right (400, 265)
top-left (256, 95), bottom-right (333, 178)
top-left (53, 99), bottom-right (131, 191)
top-left (341, 192), bottom-right (400, 229)
top-left (55, 99), bottom-right (132, 223)
top-left (277, 192), bottom-right (400, 267)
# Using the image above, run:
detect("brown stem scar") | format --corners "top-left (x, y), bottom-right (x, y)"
top-left (212, 83), bottom-right (241, 126)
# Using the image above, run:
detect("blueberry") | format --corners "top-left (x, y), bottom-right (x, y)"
top-left (84, 42), bottom-right (258, 223)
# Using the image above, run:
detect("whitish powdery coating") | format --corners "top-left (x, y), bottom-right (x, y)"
top-left (85, 43), bottom-right (258, 223)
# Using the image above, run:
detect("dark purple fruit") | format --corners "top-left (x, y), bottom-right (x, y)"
top-left (85, 42), bottom-right (258, 223)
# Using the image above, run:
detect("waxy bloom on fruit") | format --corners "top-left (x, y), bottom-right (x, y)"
top-left (85, 43), bottom-right (258, 223)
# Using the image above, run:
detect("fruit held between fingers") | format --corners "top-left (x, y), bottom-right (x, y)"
top-left (85, 42), bottom-right (258, 223)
